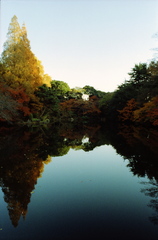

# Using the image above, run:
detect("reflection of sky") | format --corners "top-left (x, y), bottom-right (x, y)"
top-left (0, 189), bottom-right (11, 230)
top-left (1, 145), bottom-right (158, 239)
top-left (27, 146), bottom-right (157, 238)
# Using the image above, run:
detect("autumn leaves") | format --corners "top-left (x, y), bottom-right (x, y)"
top-left (0, 16), bottom-right (158, 127)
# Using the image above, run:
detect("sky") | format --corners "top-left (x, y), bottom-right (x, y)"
top-left (0, 0), bottom-right (158, 92)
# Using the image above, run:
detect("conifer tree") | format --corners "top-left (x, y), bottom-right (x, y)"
top-left (1, 15), bottom-right (45, 93)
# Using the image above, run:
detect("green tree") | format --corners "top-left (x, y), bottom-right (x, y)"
top-left (128, 62), bottom-right (158, 103)
top-left (106, 82), bottom-right (138, 120)
top-left (83, 85), bottom-right (98, 96)
top-left (146, 61), bottom-right (158, 99)
top-left (35, 84), bottom-right (60, 119)
top-left (128, 63), bottom-right (151, 86)
top-left (83, 85), bottom-right (106, 98)
top-left (35, 81), bottom-right (70, 120)
top-left (65, 87), bottom-right (83, 100)
top-left (99, 92), bottom-right (114, 117)
top-left (51, 80), bottom-right (70, 99)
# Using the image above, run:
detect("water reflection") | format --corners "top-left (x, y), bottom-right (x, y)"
top-left (0, 123), bottom-right (158, 228)
top-left (140, 179), bottom-right (158, 225)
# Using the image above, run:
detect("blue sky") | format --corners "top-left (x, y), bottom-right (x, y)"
top-left (1, 0), bottom-right (158, 92)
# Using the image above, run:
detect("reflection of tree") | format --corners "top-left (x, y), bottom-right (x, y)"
top-left (0, 124), bottom-right (109, 227)
top-left (59, 124), bottom-right (111, 151)
top-left (0, 123), bottom-right (158, 227)
top-left (109, 124), bottom-right (158, 226)
top-left (110, 124), bottom-right (158, 179)
top-left (0, 153), bottom-right (47, 227)
top-left (0, 128), bottom-right (50, 227)
top-left (141, 179), bottom-right (158, 225)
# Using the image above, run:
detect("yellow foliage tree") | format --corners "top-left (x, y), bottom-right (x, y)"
top-left (1, 15), bottom-right (51, 94)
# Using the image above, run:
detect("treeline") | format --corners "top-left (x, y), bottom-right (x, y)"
top-left (106, 62), bottom-right (158, 126)
top-left (0, 15), bottom-right (158, 127)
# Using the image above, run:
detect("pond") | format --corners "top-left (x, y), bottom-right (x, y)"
top-left (0, 124), bottom-right (158, 239)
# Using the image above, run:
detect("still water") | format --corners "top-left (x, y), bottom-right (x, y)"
top-left (0, 125), bottom-right (158, 239)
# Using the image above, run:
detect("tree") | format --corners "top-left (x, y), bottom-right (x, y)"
top-left (83, 85), bottom-right (98, 96)
top-left (106, 82), bottom-right (138, 120)
top-left (35, 84), bottom-right (59, 119)
top-left (133, 96), bottom-right (158, 126)
top-left (128, 63), bottom-right (151, 85)
top-left (146, 61), bottom-right (158, 99)
top-left (60, 97), bottom-right (101, 123)
top-left (0, 76), bottom-right (31, 123)
top-left (118, 98), bottom-right (138, 122)
top-left (36, 59), bottom-right (52, 87)
top-left (51, 80), bottom-right (70, 99)
top-left (83, 85), bottom-right (106, 98)
top-left (99, 92), bottom-right (114, 116)
top-left (65, 88), bottom-right (83, 100)
top-left (43, 74), bottom-right (52, 87)
top-left (8, 88), bottom-right (31, 117)
top-left (126, 61), bottom-right (158, 105)
top-left (1, 15), bottom-right (43, 93)
top-left (0, 88), bottom-right (20, 123)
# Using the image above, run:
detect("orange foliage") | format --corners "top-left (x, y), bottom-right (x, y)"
top-left (89, 95), bottom-right (98, 101)
top-left (134, 96), bottom-right (158, 126)
top-left (0, 83), bottom-right (20, 122)
top-left (118, 98), bottom-right (138, 121)
top-left (8, 88), bottom-right (30, 103)
top-left (60, 98), bottom-right (100, 117)
top-left (8, 88), bottom-right (31, 116)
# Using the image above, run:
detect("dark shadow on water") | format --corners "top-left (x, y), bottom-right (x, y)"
top-left (0, 123), bottom-right (158, 229)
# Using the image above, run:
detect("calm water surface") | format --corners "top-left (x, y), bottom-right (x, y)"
top-left (0, 126), bottom-right (158, 239)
